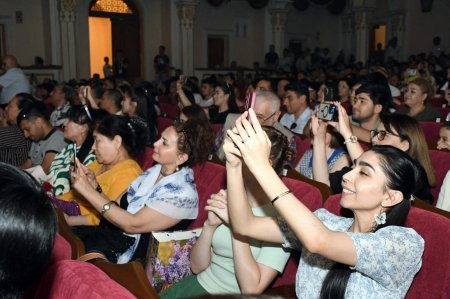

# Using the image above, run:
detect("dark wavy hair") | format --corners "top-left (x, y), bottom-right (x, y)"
top-left (0, 162), bottom-right (56, 298)
top-left (319, 145), bottom-right (419, 299)
top-left (355, 72), bottom-right (394, 115)
top-left (173, 119), bottom-right (215, 168)
top-left (95, 115), bottom-right (149, 161)
top-left (216, 81), bottom-right (239, 113)
top-left (262, 126), bottom-right (288, 175)
top-left (66, 105), bottom-right (96, 163)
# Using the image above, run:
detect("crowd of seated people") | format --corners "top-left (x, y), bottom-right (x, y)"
top-left (1, 46), bottom-right (450, 298)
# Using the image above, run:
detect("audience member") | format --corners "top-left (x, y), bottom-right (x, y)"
top-left (255, 78), bottom-right (273, 92)
top-left (279, 82), bottom-right (313, 134)
top-left (0, 55), bottom-right (31, 105)
top-left (47, 105), bottom-right (97, 196)
top-left (49, 83), bottom-right (75, 127)
top-left (436, 170), bottom-right (450, 212)
top-left (113, 50), bottom-right (129, 79)
top-left (70, 120), bottom-right (215, 263)
top-left (296, 117), bottom-right (350, 179)
top-left (58, 115), bottom-right (145, 226)
top-left (264, 44), bottom-right (279, 70)
top-left (103, 56), bottom-right (113, 78)
top-left (99, 89), bottom-right (123, 115)
top-left (0, 93), bottom-right (33, 166)
top-left (18, 104), bottom-right (67, 175)
top-left (154, 45), bottom-right (170, 83)
top-left (276, 78), bottom-right (290, 99)
top-left (206, 81), bottom-right (240, 124)
top-left (199, 77), bottom-right (216, 107)
top-left (337, 77), bottom-right (353, 114)
top-left (437, 121), bottom-right (450, 151)
top-left (396, 78), bottom-right (440, 121)
top-left (216, 91), bottom-right (295, 164)
top-left (160, 126), bottom-right (291, 298)
top-left (0, 162), bottom-right (56, 299)
top-left (224, 111), bottom-right (424, 299)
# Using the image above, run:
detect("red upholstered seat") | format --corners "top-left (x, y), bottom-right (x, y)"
top-left (429, 149), bottom-right (450, 204)
top-left (50, 234), bottom-right (72, 264)
top-left (270, 177), bottom-right (324, 288)
top-left (324, 194), bottom-right (450, 299)
top-left (32, 260), bottom-right (135, 298)
top-left (137, 146), bottom-right (155, 171)
top-left (156, 116), bottom-right (174, 140)
top-left (159, 102), bottom-right (180, 119)
top-left (419, 121), bottom-right (442, 145)
top-left (293, 135), bottom-right (311, 166)
top-left (189, 161), bottom-right (227, 229)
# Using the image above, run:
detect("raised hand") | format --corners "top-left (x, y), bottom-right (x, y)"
top-left (70, 158), bottom-right (96, 195)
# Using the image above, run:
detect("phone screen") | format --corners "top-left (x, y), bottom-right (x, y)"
top-left (245, 91), bottom-right (256, 123)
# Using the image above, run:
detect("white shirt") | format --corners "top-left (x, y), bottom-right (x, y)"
top-left (0, 68), bottom-right (31, 104)
top-left (279, 107), bottom-right (312, 134)
top-left (436, 170), bottom-right (450, 212)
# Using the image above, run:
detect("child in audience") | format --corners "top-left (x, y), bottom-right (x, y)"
top-left (437, 122), bottom-right (450, 151)
top-left (221, 110), bottom-right (424, 299)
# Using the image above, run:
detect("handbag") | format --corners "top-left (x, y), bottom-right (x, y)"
top-left (47, 191), bottom-right (81, 216)
top-left (146, 228), bottom-right (202, 292)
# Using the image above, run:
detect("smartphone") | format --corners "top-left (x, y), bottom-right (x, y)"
top-left (318, 103), bottom-right (338, 122)
top-left (73, 144), bottom-right (77, 173)
top-left (245, 91), bottom-right (256, 123)
top-left (324, 87), bottom-right (333, 102)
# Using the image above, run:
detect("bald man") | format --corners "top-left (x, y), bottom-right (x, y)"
top-left (0, 55), bottom-right (31, 105)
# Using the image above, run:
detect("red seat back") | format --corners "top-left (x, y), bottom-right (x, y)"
top-left (271, 177), bottom-right (323, 288)
top-left (156, 117), bottom-right (174, 140)
top-left (324, 194), bottom-right (450, 299)
top-left (419, 121), bottom-right (442, 145)
top-left (189, 162), bottom-right (227, 229)
top-left (137, 147), bottom-right (154, 171)
top-left (428, 149), bottom-right (450, 204)
top-left (436, 106), bottom-right (450, 120)
top-left (294, 135), bottom-right (311, 166)
top-left (159, 102), bottom-right (180, 119)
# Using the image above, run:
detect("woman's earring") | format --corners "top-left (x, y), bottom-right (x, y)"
top-left (374, 211), bottom-right (387, 225)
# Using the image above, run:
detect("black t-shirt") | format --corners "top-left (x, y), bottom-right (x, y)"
top-left (209, 107), bottom-right (230, 124)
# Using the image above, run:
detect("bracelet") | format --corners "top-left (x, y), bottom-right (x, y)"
top-left (343, 135), bottom-right (358, 144)
top-left (271, 190), bottom-right (292, 204)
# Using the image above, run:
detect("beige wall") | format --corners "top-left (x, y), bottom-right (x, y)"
top-left (0, 0), bottom-right (46, 66)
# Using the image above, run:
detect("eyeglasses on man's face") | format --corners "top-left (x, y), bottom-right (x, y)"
top-left (256, 111), bottom-right (277, 123)
top-left (370, 130), bottom-right (400, 141)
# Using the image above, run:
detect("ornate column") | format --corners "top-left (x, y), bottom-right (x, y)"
top-left (390, 11), bottom-right (406, 61)
top-left (268, 0), bottom-right (291, 57)
top-left (59, 0), bottom-right (77, 81)
top-left (269, 9), bottom-right (288, 56)
top-left (353, 10), bottom-right (370, 63)
top-left (341, 14), bottom-right (353, 62)
top-left (175, 0), bottom-right (199, 75)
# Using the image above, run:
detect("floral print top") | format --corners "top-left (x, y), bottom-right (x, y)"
top-left (278, 208), bottom-right (424, 299)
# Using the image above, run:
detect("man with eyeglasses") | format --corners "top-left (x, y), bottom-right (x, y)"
top-left (216, 90), bottom-right (296, 164)
top-left (0, 55), bottom-right (31, 106)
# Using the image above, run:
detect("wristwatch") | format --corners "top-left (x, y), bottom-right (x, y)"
top-left (101, 201), bottom-right (115, 215)
top-left (344, 135), bottom-right (358, 144)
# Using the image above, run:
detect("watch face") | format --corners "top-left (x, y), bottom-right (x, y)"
top-left (350, 135), bottom-right (358, 143)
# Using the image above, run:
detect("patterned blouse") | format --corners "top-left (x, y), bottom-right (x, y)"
top-left (48, 143), bottom-right (96, 196)
top-left (278, 209), bottom-right (424, 299)
top-left (296, 148), bottom-right (346, 179)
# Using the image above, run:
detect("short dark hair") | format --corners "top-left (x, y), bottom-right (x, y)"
top-left (104, 89), bottom-right (123, 110)
top-left (95, 115), bottom-right (149, 160)
top-left (284, 82), bottom-right (310, 105)
top-left (0, 162), bottom-right (56, 298)
top-left (355, 72), bottom-right (393, 115)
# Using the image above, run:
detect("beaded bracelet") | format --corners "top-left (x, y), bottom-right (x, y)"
top-left (271, 190), bottom-right (292, 204)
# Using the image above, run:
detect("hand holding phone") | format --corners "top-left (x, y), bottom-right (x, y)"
top-left (318, 103), bottom-right (338, 122)
top-left (245, 91), bottom-right (256, 123)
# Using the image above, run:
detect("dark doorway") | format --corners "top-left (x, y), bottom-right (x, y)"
top-left (89, 0), bottom-right (141, 80)
top-left (208, 36), bottom-right (226, 69)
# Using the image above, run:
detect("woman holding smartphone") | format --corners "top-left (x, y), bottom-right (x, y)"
top-left (219, 110), bottom-right (424, 298)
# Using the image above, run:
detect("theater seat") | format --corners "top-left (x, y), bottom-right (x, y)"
top-left (32, 260), bottom-right (136, 298)
top-left (189, 161), bottom-right (227, 229)
top-left (428, 149), bottom-right (450, 204)
top-left (156, 117), bottom-right (174, 140)
top-left (419, 121), bottom-right (441, 146)
top-left (293, 135), bottom-right (311, 166)
top-left (138, 147), bottom-right (155, 171)
top-left (159, 102), bottom-right (180, 119)
top-left (324, 194), bottom-right (450, 299)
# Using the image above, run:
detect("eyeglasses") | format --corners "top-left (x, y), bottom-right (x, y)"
top-left (256, 111), bottom-right (277, 123)
top-left (370, 130), bottom-right (400, 141)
